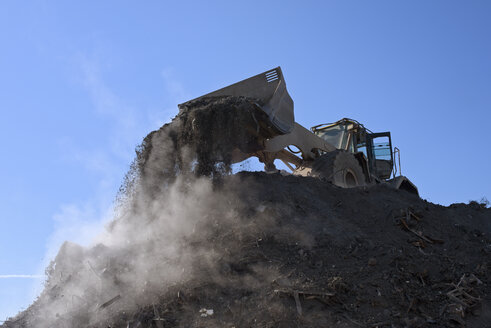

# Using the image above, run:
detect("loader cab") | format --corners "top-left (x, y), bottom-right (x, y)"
top-left (311, 119), bottom-right (357, 153)
top-left (311, 118), bottom-right (394, 181)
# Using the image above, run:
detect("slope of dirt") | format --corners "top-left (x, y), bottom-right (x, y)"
top-left (3, 96), bottom-right (490, 328)
top-left (96, 176), bottom-right (491, 327)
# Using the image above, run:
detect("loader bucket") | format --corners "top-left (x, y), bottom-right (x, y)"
top-left (179, 67), bottom-right (295, 134)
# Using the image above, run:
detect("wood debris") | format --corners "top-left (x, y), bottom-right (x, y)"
top-left (99, 294), bottom-right (121, 310)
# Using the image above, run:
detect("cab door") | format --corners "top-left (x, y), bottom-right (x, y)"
top-left (367, 132), bottom-right (393, 180)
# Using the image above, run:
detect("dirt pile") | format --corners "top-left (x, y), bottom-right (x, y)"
top-left (3, 97), bottom-right (490, 328)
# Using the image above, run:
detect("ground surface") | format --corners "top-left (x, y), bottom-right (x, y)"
top-left (3, 97), bottom-right (490, 328)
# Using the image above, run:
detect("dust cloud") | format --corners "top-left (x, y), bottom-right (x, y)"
top-left (5, 96), bottom-right (276, 327)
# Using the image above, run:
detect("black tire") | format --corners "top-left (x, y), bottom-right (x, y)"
top-left (311, 150), bottom-right (366, 188)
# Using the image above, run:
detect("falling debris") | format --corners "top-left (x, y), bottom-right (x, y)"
top-left (99, 295), bottom-right (121, 310)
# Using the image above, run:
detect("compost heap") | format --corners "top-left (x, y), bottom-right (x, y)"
top-left (3, 96), bottom-right (490, 328)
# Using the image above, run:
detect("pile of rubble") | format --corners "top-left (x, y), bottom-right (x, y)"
top-left (3, 97), bottom-right (489, 328)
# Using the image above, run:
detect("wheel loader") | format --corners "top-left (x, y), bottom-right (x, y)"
top-left (179, 67), bottom-right (418, 195)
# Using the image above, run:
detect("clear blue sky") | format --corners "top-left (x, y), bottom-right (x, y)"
top-left (1, 0), bottom-right (490, 320)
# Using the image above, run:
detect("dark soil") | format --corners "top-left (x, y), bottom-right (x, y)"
top-left (3, 96), bottom-right (490, 328)
top-left (132, 96), bottom-right (274, 192)
top-left (106, 174), bottom-right (491, 328)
